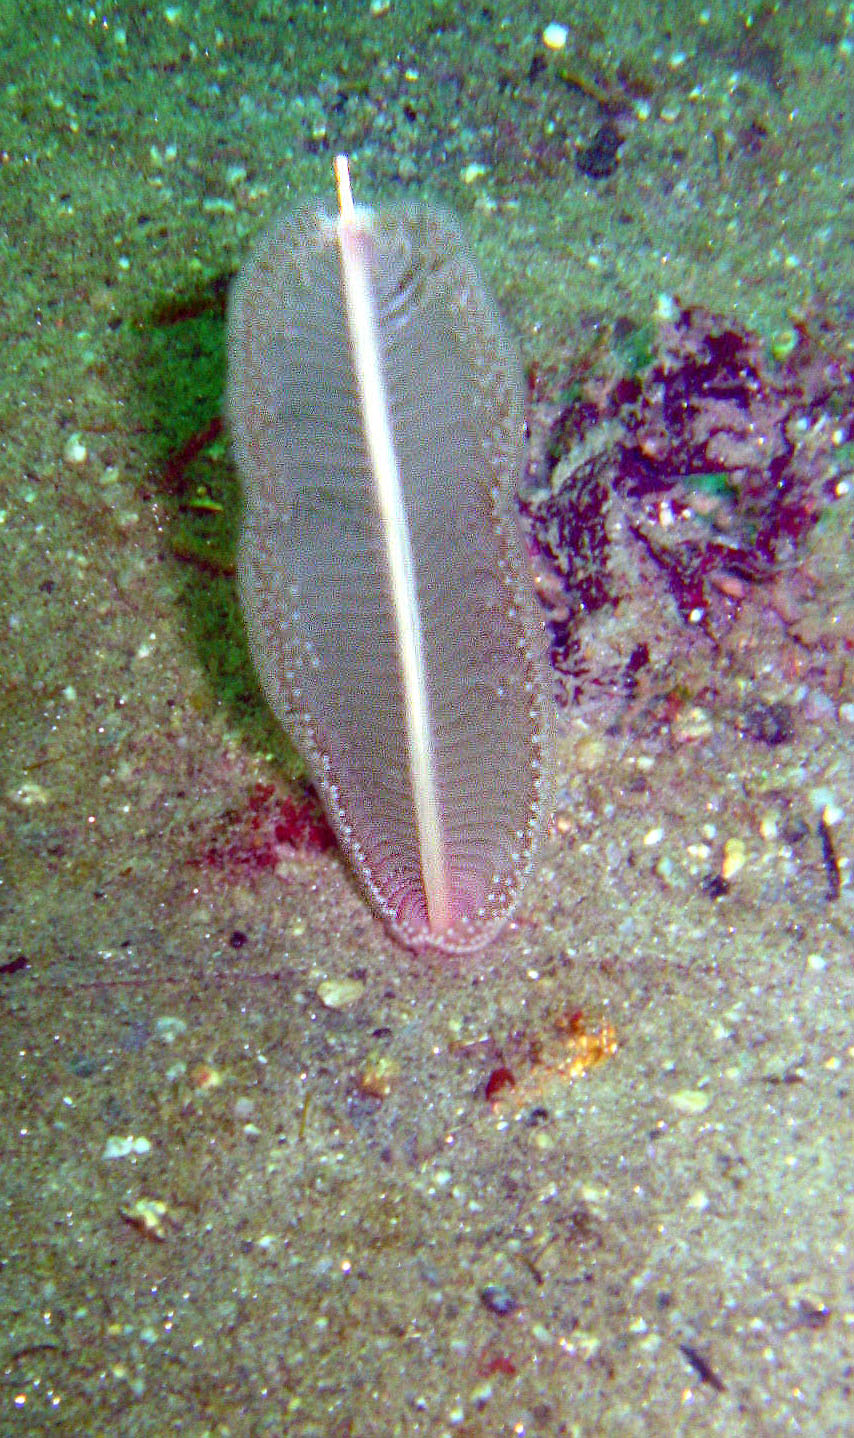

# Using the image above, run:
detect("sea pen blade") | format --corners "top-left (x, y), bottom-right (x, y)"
top-left (228, 157), bottom-right (552, 952)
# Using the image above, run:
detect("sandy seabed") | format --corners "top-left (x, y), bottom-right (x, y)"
top-left (2, 3), bottom-right (854, 1434)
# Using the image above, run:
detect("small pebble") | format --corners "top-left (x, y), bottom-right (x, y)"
top-left (575, 121), bottom-right (622, 179)
top-left (63, 432), bottom-right (87, 465)
top-left (359, 1056), bottom-right (398, 1098)
top-left (188, 1061), bottom-right (223, 1090)
top-left (656, 293), bottom-right (679, 322)
top-left (154, 1015), bottom-right (187, 1043)
top-left (668, 1089), bottom-right (710, 1115)
top-left (672, 706), bottom-right (713, 743)
top-left (103, 1134), bottom-right (152, 1160)
top-left (770, 327), bottom-right (798, 361)
top-left (317, 977), bottom-right (365, 1010)
top-left (7, 781), bottom-right (50, 808)
top-left (721, 837), bottom-right (746, 881)
top-left (810, 787), bottom-right (843, 824)
top-left (480, 1283), bottom-right (518, 1317)
top-left (542, 22), bottom-right (568, 50)
top-left (120, 1197), bottom-right (170, 1241)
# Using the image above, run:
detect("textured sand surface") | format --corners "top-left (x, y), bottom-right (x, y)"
top-left (2, 4), bottom-right (853, 1433)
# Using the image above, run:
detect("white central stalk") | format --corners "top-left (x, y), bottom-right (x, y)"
top-left (333, 155), bottom-right (450, 934)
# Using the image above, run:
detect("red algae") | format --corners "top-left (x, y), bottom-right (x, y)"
top-left (200, 782), bottom-right (336, 876)
top-left (521, 301), bottom-right (854, 694)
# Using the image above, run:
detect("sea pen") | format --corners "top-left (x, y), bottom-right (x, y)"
top-left (228, 156), bottom-right (552, 953)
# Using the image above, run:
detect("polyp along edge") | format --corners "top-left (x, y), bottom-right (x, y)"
top-left (227, 163), bottom-right (553, 953)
